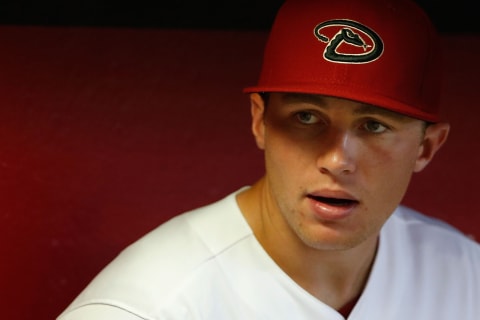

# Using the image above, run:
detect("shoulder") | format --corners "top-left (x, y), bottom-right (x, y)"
top-left (131, 187), bottom-right (251, 256)
top-left (59, 188), bottom-right (252, 319)
top-left (385, 205), bottom-right (480, 261)
top-left (357, 207), bottom-right (480, 318)
top-left (389, 205), bottom-right (474, 239)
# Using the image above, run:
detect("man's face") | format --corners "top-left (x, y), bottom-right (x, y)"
top-left (250, 92), bottom-right (448, 251)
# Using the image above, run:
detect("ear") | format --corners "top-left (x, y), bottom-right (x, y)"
top-left (250, 93), bottom-right (266, 150)
top-left (414, 122), bottom-right (450, 172)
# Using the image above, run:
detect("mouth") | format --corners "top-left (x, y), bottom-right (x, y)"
top-left (307, 190), bottom-right (360, 220)
top-left (307, 195), bottom-right (359, 207)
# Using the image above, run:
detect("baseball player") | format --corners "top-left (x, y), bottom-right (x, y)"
top-left (58, 0), bottom-right (480, 319)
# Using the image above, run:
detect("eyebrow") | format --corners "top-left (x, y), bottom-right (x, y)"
top-left (353, 104), bottom-right (410, 121)
top-left (281, 93), bottom-right (410, 122)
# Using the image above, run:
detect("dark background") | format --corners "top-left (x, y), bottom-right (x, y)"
top-left (0, 0), bottom-right (477, 34)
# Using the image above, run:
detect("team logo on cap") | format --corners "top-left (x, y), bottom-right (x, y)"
top-left (314, 19), bottom-right (383, 63)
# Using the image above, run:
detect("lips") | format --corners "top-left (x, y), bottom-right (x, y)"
top-left (307, 190), bottom-right (359, 220)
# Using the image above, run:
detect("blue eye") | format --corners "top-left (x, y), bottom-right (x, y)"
top-left (296, 111), bottom-right (319, 124)
top-left (363, 120), bottom-right (387, 133)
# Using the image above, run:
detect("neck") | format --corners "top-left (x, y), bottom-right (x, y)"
top-left (236, 178), bottom-right (379, 310)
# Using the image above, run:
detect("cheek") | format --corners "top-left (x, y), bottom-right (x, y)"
top-left (263, 130), bottom-right (313, 189)
top-left (362, 139), bottom-right (420, 201)
top-left (264, 128), bottom-right (316, 169)
top-left (363, 133), bottom-right (421, 169)
top-left (264, 134), bottom-right (297, 176)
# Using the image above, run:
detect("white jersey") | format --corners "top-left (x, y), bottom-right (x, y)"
top-left (57, 188), bottom-right (480, 320)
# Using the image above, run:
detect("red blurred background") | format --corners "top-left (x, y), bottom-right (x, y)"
top-left (0, 27), bottom-right (478, 319)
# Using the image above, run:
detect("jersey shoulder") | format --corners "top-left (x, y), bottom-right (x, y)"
top-left (58, 188), bottom-right (252, 319)
top-left (387, 205), bottom-right (480, 262)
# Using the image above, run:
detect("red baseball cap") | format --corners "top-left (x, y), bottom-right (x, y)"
top-left (244, 0), bottom-right (443, 122)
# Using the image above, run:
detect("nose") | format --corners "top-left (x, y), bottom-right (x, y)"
top-left (317, 130), bottom-right (356, 176)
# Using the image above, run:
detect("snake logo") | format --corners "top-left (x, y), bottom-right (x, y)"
top-left (314, 19), bottom-right (384, 64)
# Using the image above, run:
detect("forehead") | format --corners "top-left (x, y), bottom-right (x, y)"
top-left (275, 92), bottom-right (414, 122)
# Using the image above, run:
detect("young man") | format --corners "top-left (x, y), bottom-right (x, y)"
top-left (58, 0), bottom-right (480, 319)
